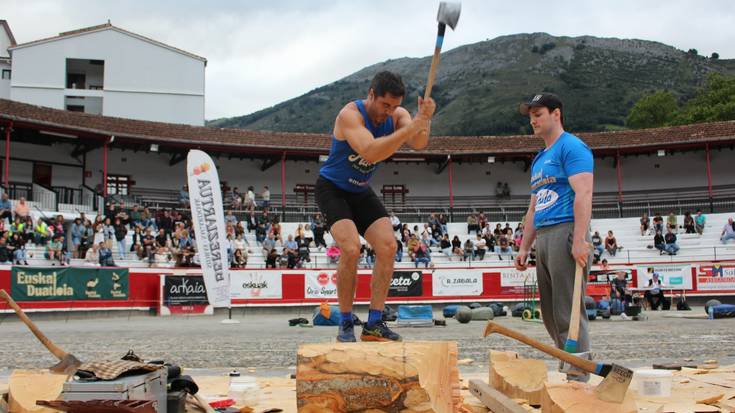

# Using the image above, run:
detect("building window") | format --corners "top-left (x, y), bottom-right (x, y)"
top-left (106, 175), bottom-right (131, 196)
top-left (66, 58), bottom-right (104, 90)
top-left (1, 69), bottom-right (9, 80)
top-left (66, 105), bottom-right (84, 112)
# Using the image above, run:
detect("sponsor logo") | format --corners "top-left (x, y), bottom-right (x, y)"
top-left (535, 189), bottom-right (559, 211)
top-left (191, 162), bottom-right (211, 176)
top-left (348, 153), bottom-right (377, 175)
top-left (317, 272), bottom-right (330, 286)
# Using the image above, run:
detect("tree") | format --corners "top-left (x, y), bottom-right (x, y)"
top-left (687, 48), bottom-right (698, 56)
top-left (711, 52), bottom-right (719, 60)
top-left (625, 91), bottom-right (678, 129)
top-left (673, 73), bottom-right (735, 124)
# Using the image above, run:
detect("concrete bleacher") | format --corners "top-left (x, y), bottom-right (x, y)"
top-left (12, 211), bottom-right (735, 269)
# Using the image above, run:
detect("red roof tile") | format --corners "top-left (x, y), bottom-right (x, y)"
top-left (1, 98), bottom-right (734, 158)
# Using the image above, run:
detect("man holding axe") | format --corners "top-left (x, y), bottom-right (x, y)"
top-left (514, 93), bottom-right (594, 381)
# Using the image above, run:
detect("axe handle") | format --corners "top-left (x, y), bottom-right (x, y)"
top-left (565, 263), bottom-right (584, 353)
top-left (424, 22), bottom-right (447, 100)
top-left (0, 289), bottom-right (69, 360)
top-left (484, 320), bottom-right (599, 374)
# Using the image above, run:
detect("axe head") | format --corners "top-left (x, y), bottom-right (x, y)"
top-left (437, 2), bottom-right (461, 30)
top-left (49, 353), bottom-right (82, 376)
top-left (595, 363), bottom-right (634, 403)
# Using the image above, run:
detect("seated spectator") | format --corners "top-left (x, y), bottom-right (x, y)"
top-left (645, 272), bottom-right (666, 310)
top-left (401, 224), bottom-right (411, 244)
top-left (407, 234), bottom-right (420, 261)
top-left (129, 205), bottom-right (142, 227)
top-left (326, 243), bottom-right (340, 264)
top-left (70, 218), bottom-right (84, 258)
top-left (438, 213), bottom-right (448, 235)
top-left (265, 248), bottom-right (279, 268)
top-left (271, 219), bottom-right (282, 241)
top-left (473, 234), bottom-right (487, 260)
top-left (478, 212), bottom-right (487, 232)
top-left (364, 243), bottom-right (375, 269)
top-left (495, 182), bottom-right (503, 199)
top-left (653, 229), bottom-right (666, 255)
top-left (45, 235), bottom-right (65, 265)
top-left (9, 232), bottom-right (28, 265)
top-left (33, 217), bottom-right (51, 246)
top-left (178, 185), bottom-right (189, 207)
top-left (467, 213), bottom-right (480, 235)
top-left (427, 213), bottom-right (440, 234)
top-left (114, 218), bottom-right (127, 260)
top-left (610, 270), bottom-right (632, 308)
top-left (302, 225), bottom-right (314, 247)
top-left (245, 211), bottom-right (258, 233)
top-left (451, 235), bottom-right (463, 260)
top-left (664, 227), bottom-right (680, 255)
top-left (513, 224), bottom-right (524, 252)
top-left (0, 237), bottom-right (10, 264)
top-left (495, 233), bottom-right (514, 260)
top-left (80, 221), bottom-right (95, 258)
top-left (0, 193), bottom-right (12, 223)
top-left (395, 238), bottom-right (403, 262)
top-left (98, 242), bottom-right (116, 267)
top-left (262, 233), bottom-right (277, 259)
top-left (84, 243), bottom-right (99, 266)
top-left (141, 207), bottom-right (156, 230)
top-left (695, 209), bottom-right (706, 235)
top-left (297, 236), bottom-right (311, 268)
top-left (591, 231), bottom-right (604, 263)
top-left (600, 258), bottom-right (610, 271)
top-left (502, 182), bottom-right (511, 198)
top-left (666, 211), bottom-right (678, 233)
top-left (683, 211), bottom-right (695, 234)
top-left (225, 210), bottom-right (238, 227)
top-left (152, 245), bottom-right (171, 268)
top-left (232, 249), bottom-right (248, 268)
top-left (604, 230), bottom-right (618, 256)
top-left (653, 212), bottom-right (664, 234)
top-left (440, 234), bottom-right (452, 258)
top-left (312, 212), bottom-right (327, 249)
top-left (230, 187), bottom-right (242, 209)
top-left (463, 239), bottom-right (474, 261)
top-left (721, 218), bottom-right (735, 244)
top-left (421, 232), bottom-right (438, 248)
top-left (142, 227), bottom-right (156, 264)
top-left (414, 242), bottom-right (431, 268)
top-left (284, 235), bottom-right (298, 269)
top-left (640, 213), bottom-right (650, 236)
top-left (13, 197), bottom-right (29, 221)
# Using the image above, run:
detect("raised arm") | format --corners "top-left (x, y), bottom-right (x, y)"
top-left (395, 97), bottom-right (434, 150)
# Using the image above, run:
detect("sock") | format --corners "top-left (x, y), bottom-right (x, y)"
top-left (341, 312), bottom-right (353, 325)
top-left (367, 309), bottom-right (383, 327)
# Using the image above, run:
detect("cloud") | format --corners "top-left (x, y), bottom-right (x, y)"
top-left (4, 0), bottom-right (734, 120)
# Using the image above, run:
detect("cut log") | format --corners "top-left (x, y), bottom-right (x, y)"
top-left (296, 341), bottom-right (461, 413)
top-left (489, 351), bottom-right (547, 406)
top-left (8, 370), bottom-right (67, 413)
top-left (541, 382), bottom-right (636, 413)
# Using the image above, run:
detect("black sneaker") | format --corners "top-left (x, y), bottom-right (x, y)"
top-left (361, 320), bottom-right (402, 342)
top-left (337, 320), bottom-right (356, 342)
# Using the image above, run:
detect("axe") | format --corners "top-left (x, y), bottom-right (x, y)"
top-left (0, 289), bottom-right (82, 375)
top-left (424, 2), bottom-right (461, 99)
top-left (484, 321), bottom-right (633, 403)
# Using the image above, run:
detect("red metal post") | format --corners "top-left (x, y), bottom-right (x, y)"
top-left (4, 121), bottom-right (11, 189)
top-left (705, 143), bottom-right (713, 200)
top-left (102, 140), bottom-right (108, 197)
top-left (448, 156), bottom-right (454, 209)
top-left (616, 151), bottom-right (623, 203)
top-left (280, 152), bottom-right (286, 213)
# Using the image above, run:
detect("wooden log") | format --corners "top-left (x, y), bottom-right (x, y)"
top-left (489, 351), bottom-right (547, 406)
top-left (8, 370), bottom-right (66, 413)
top-left (296, 342), bottom-right (461, 413)
top-left (540, 382), bottom-right (636, 413)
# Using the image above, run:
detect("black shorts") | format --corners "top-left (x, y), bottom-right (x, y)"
top-left (315, 176), bottom-right (388, 236)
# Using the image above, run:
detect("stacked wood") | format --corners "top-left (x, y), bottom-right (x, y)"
top-left (8, 370), bottom-right (66, 413)
top-left (296, 342), bottom-right (461, 413)
top-left (489, 351), bottom-right (547, 406)
top-left (540, 381), bottom-right (636, 413)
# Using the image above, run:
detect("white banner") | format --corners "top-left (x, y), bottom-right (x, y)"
top-left (230, 271), bottom-right (282, 299)
top-left (433, 270), bottom-right (483, 296)
top-left (187, 150), bottom-right (230, 307)
top-left (636, 264), bottom-right (693, 290)
top-left (697, 265), bottom-right (735, 291)
top-left (500, 268), bottom-right (537, 287)
top-left (305, 270), bottom-right (339, 299)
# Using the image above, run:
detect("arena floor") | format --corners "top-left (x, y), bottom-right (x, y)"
top-left (1, 306), bottom-right (734, 379)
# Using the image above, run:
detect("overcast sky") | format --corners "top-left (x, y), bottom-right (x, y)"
top-left (4, 1), bottom-right (734, 120)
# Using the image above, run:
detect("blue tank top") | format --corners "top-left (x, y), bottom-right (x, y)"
top-left (319, 100), bottom-right (395, 192)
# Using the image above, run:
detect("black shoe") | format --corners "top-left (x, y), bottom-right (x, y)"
top-left (337, 320), bottom-right (356, 342)
top-left (361, 320), bottom-right (402, 342)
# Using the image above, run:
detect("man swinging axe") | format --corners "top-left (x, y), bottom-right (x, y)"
top-left (514, 93), bottom-right (594, 381)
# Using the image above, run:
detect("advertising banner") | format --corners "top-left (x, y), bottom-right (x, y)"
top-left (388, 271), bottom-right (423, 297)
top-left (163, 275), bottom-right (208, 306)
top-left (636, 264), bottom-right (693, 290)
top-left (432, 270), bottom-right (482, 296)
top-left (230, 271), bottom-right (282, 299)
top-left (697, 264), bottom-right (735, 291)
top-left (11, 267), bottom-right (128, 301)
top-left (305, 271), bottom-right (338, 299)
top-left (499, 268), bottom-right (537, 287)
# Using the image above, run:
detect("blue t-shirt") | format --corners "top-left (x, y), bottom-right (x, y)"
top-left (319, 100), bottom-right (395, 192)
top-left (530, 132), bottom-right (593, 229)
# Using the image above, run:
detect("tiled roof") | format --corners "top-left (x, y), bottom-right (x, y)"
top-left (9, 22), bottom-right (206, 63)
top-left (1, 98), bottom-right (734, 157)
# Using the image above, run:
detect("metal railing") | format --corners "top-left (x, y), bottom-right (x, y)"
top-left (32, 183), bottom-right (58, 211)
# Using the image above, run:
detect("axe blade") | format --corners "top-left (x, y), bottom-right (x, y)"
top-left (437, 2), bottom-right (461, 30)
top-left (594, 363), bottom-right (634, 403)
top-left (49, 353), bottom-right (82, 376)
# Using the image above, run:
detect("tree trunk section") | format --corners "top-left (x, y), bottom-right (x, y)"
top-left (540, 382), bottom-right (636, 413)
top-left (489, 351), bottom-right (547, 406)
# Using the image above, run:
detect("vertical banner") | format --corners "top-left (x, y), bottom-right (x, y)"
top-left (187, 150), bottom-right (230, 307)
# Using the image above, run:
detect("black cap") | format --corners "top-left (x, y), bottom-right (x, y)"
top-left (519, 93), bottom-right (563, 115)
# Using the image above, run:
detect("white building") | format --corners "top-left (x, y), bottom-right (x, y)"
top-left (0, 20), bottom-right (15, 100)
top-left (8, 22), bottom-right (206, 126)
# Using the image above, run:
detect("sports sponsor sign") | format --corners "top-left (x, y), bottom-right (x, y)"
top-left (305, 271), bottom-right (338, 299)
top-left (388, 271), bottom-right (423, 297)
top-left (432, 270), bottom-right (482, 296)
top-left (163, 275), bottom-right (208, 306)
top-left (588, 269), bottom-right (633, 283)
top-left (500, 268), bottom-right (537, 287)
top-left (187, 150), bottom-right (230, 307)
top-left (636, 264), bottom-right (693, 290)
top-left (697, 264), bottom-right (735, 291)
top-left (230, 271), bottom-right (282, 299)
top-left (11, 267), bottom-right (128, 301)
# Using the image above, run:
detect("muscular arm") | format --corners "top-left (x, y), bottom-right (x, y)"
top-left (519, 195), bottom-right (538, 253)
top-left (569, 172), bottom-right (594, 266)
top-left (395, 106), bottom-right (431, 150)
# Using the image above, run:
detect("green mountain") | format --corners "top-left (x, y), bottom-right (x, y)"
top-left (208, 33), bottom-right (735, 136)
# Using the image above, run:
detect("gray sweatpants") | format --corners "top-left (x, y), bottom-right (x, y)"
top-left (535, 222), bottom-right (590, 353)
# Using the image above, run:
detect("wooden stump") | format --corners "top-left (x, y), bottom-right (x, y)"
top-left (541, 382), bottom-right (636, 413)
top-left (296, 342), bottom-right (461, 413)
top-left (8, 370), bottom-right (67, 413)
top-left (489, 351), bottom-right (547, 406)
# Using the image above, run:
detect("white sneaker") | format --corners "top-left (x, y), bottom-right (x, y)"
top-left (621, 313), bottom-right (630, 320)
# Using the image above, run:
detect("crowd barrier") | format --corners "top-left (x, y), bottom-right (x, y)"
top-left (1, 260), bottom-right (734, 314)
